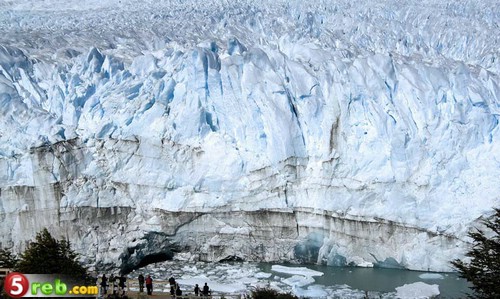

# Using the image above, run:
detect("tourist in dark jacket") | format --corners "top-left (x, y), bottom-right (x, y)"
top-left (100, 274), bottom-right (108, 294)
top-left (138, 274), bottom-right (144, 293)
top-left (119, 276), bottom-right (126, 295)
top-left (202, 283), bottom-right (210, 296)
top-left (175, 283), bottom-right (182, 297)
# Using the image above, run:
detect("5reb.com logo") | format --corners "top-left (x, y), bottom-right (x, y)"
top-left (5, 273), bottom-right (98, 298)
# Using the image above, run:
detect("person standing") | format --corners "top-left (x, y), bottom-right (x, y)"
top-left (202, 283), bottom-right (210, 297)
top-left (138, 274), bottom-right (145, 293)
top-left (100, 274), bottom-right (108, 295)
top-left (194, 284), bottom-right (200, 296)
top-left (119, 275), bottom-right (127, 296)
top-left (109, 274), bottom-right (116, 295)
top-left (145, 275), bottom-right (153, 295)
top-left (112, 276), bottom-right (119, 296)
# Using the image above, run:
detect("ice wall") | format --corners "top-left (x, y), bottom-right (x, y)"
top-left (0, 0), bottom-right (499, 272)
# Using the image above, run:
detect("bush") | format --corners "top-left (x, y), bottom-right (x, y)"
top-left (451, 208), bottom-right (500, 298)
top-left (247, 287), bottom-right (299, 299)
top-left (15, 228), bottom-right (90, 282)
top-left (0, 248), bottom-right (17, 268)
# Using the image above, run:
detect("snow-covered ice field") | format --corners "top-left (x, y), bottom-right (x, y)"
top-left (0, 0), bottom-right (499, 278)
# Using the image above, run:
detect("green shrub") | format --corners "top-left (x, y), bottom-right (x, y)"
top-left (15, 228), bottom-right (91, 282)
top-left (247, 287), bottom-right (299, 299)
top-left (0, 248), bottom-right (17, 268)
top-left (451, 208), bottom-right (500, 298)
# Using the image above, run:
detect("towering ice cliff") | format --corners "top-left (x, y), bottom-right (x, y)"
top-left (0, 0), bottom-right (498, 272)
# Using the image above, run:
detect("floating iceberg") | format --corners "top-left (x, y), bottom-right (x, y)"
top-left (271, 265), bottom-right (324, 277)
top-left (395, 282), bottom-right (440, 299)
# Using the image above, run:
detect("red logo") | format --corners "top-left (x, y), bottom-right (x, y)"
top-left (4, 272), bottom-right (29, 298)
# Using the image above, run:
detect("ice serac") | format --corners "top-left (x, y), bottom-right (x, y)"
top-left (0, 0), bottom-right (499, 272)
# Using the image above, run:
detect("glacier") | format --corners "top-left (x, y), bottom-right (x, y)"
top-left (0, 0), bottom-right (499, 273)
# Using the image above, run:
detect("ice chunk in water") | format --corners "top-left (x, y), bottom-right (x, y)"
top-left (395, 282), bottom-right (440, 298)
top-left (419, 273), bottom-right (444, 280)
top-left (271, 265), bottom-right (324, 277)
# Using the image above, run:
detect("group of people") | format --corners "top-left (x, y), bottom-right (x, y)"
top-left (138, 275), bottom-right (211, 297)
top-left (137, 274), bottom-right (154, 295)
top-left (193, 282), bottom-right (212, 297)
top-left (99, 273), bottom-right (212, 297)
top-left (99, 274), bottom-right (129, 298)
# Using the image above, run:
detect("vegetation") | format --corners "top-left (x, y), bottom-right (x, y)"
top-left (246, 287), bottom-right (299, 299)
top-left (451, 208), bottom-right (500, 298)
top-left (13, 228), bottom-right (90, 281)
top-left (0, 248), bottom-right (17, 268)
